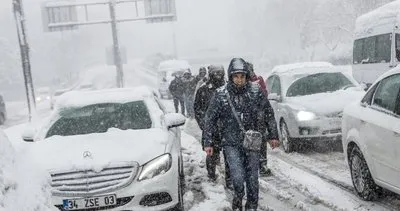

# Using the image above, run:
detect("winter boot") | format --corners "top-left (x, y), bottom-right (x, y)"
top-left (259, 161), bottom-right (272, 177)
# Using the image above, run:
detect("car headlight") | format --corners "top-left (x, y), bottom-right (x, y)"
top-left (36, 97), bottom-right (41, 102)
top-left (296, 111), bottom-right (316, 121)
top-left (138, 154), bottom-right (172, 181)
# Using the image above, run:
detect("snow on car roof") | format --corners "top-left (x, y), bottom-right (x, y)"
top-left (355, 0), bottom-right (400, 37)
top-left (56, 86), bottom-right (157, 109)
top-left (158, 59), bottom-right (191, 71)
top-left (271, 62), bottom-right (334, 75)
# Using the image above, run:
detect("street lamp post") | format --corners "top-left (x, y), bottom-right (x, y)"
top-left (12, 0), bottom-right (36, 122)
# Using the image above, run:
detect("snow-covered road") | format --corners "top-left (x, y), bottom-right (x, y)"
top-left (159, 98), bottom-right (400, 211)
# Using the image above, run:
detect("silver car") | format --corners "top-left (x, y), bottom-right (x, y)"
top-left (266, 63), bottom-right (364, 152)
top-left (0, 94), bottom-right (6, 125)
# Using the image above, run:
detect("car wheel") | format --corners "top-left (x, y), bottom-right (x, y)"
top-left (349, 146), bottom-right (380, 201)
top-left (280, 121), bottom-right (294, 153)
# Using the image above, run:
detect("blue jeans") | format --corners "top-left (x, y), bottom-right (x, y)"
top-left (224, 145), bottom-right (260, 209)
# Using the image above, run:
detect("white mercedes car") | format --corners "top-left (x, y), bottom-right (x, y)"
top-left (23, 87), bottom-right (186, 211)
top-left (342, 67), bottom-right (400, 200)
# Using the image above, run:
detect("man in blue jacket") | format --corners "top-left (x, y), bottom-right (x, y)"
top-left (203, 58), bottom-right (279, 211)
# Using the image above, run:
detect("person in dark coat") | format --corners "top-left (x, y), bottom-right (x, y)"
top-left (181, 69), bottom-right (197, 118)
top-left (168, 73), bottom-right (185, 114)
top-left (203, 58), bottom-right (280, 211)
top-left (195, 66), bottom-right (208, 90)
top-left (194, 64), bottom-right (231, 187)
top-left (246, 61), bottom-right (271, 177)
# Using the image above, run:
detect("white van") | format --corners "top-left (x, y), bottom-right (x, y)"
top-left (352, 0), bottom-right (400, 85)
top-left (157, 60), bottom-right (191, 99)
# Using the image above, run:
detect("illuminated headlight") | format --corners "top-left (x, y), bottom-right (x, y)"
top-left (46, 96), bottom-right (50, 100)
top-left (297, 111), bottom-right (316, 121)
top-left (138, 154), bottom-right (172, 181)
top-left (36, 97), bottom-right (42, 102)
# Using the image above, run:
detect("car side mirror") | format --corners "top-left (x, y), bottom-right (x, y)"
top-left (164, 113), bottom-right (186, 129)
top-left (21, 126), bottom-right (36, 142)
top-left (268, 93), bottom-right (281, 102)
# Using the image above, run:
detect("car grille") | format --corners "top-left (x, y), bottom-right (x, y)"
top-left (50, 162), bottom-right (139, 197)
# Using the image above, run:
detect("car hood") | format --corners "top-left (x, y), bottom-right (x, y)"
top-left (285, 88), bottom-right (365, 116)
top-left (27, 128), bottom-right (169, 172)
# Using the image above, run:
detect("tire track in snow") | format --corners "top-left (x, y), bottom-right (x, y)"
top-left (260, 174), bottom-right (335, 211)
top-left (270, 152), bottom-right (400, 211)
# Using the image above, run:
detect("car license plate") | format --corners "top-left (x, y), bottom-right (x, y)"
top-left (63, 194), bottom-right (117, 210)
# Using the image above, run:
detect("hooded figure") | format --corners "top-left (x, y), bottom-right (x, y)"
top-left (194, 66), bottom-right (208, 91)
top-left (203, 58), bottom-right (279, 211)
top-left (246, 61), bottom-right (270, 176)
top-left (181, 69), bottom-right (196, 118)
top-left (194, 64), bottom-right (231, 187)
top-left (168, 73), bottom-right (185, 114)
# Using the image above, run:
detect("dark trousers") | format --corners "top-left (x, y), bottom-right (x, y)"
top-left (224, 145), bottom-right (260, 210)
top-left (206, 147), bottom-right (231, 184)
top-left (173, 97), bottom-right (185, 114)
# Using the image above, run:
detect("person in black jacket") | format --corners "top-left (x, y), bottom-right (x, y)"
top-left (203, 58), bottom-right (280, 211)
top-left (194, 64), bottom-right (231, 187)
top-left (168, 73), bottom-right (185, 114)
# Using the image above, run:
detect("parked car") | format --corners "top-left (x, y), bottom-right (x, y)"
top-left (0, 94), bottom-right (6, 125)
top-left (342, 67), bottom-right (400, 201)
top-left (266, 62), bottom-right (364, 152)
top-left (23, 86), bottom-right (186, 210)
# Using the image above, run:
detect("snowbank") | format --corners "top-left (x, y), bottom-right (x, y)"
top-left (0, 130), bottom-right (53, 211)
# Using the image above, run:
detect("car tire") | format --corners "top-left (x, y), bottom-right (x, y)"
top-left (280, 121), bottom-right (294, 153)
top-left (349, 146), bottom-right (380, 201)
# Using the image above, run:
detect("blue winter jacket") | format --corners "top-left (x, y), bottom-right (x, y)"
top-left (203, 81), bottom-right (279, 148)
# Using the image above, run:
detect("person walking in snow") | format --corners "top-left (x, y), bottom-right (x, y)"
top-left (194, 66), bottom-right (208, 91)
top-left (194, 64), bottom-right (232, 188)
top-left (246, 61), bottom-right (271, 177)
top-left (181, 69), bottom-right (197, 118)
top-left (169, 73), bottom-right (185, 114)
top-left (203, 58), bottom-right (279, 211)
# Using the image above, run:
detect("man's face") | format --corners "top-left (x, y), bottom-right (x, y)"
top-left (232, 73), bottom-right (247, 87)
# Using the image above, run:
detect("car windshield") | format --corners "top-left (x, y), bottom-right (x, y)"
top-left (286, 72), bottom-right (354, 97)
top-left (45, 101), bottom-right (152, 138)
